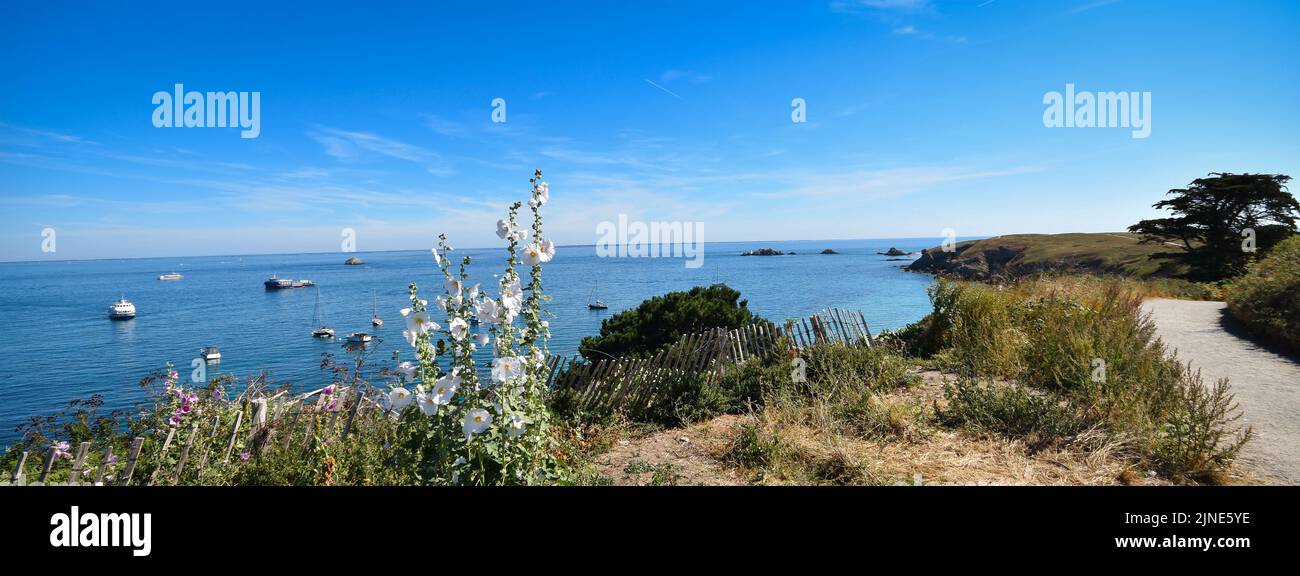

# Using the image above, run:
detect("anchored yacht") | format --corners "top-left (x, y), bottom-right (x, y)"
top-left (108, 296), bottom-right (136, 320)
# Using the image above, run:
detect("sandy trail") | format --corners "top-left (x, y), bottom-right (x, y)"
top-left (1143, 299), bottom-right (1300, 484)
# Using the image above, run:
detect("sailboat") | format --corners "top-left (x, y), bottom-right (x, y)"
top-left (371, 290), bottom-right (383, 327)
top-left (311, 287), bottom-right (335, 338)
top-left (587, 280), bottom-right (608, 310)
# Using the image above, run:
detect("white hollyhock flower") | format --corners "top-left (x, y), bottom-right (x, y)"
top-left (396, 361), bottom-right (418, 379)
top-left (492, 356), bottom-right (525, 383)
top-left (449, 317), bottom-right (469, 341)
top-left (431, 374), bottom-right (460, 405)
top-left (444, 277), bottom-right (462, 296)
top-left (502, 277), bottom-right (522, 299)
top-left (401, 309), bottom-right (438, 347)
top-left (528, 198), bottom-right (538, 209)
top-left (467, 283), bottom-right (480, 301)
top-left (533, 181), bottom-right (549, 205)
top-left (463, 409), bottom-right (493, 440)
top-left (431, 247), bottom-right (442, 266)
top-left (388, 387), bottom-right (414, 412)
top-left (495, 219), bottom-right (511, 239)
top-left (475, 298), bottom-right (499, 324)
top-left (522, 243), bottom-right (545, 266)
top-left (451, 456), bottom-right (466, 483)
top-left (541, 239), bottom-right (556, 261)
top-left (506, 414), bottom-right (527, 438)
top-left (415, 390), bottom-right (440, 416)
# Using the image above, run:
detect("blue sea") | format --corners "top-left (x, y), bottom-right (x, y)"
top-left (0, 239), bottom-right (941, 443)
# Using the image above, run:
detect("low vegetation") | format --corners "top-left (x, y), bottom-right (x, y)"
top-left (898, 279), bottom-right (1252, 482)
top-left (1226, 235), bottom-right (1300, 353)
top-left (579, 284), bottom-right (761, 359)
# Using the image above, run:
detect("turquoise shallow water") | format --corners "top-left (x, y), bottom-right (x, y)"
top-left (0, 238), bottom-right (942, 442)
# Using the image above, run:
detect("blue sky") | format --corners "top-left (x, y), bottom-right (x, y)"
top-left (1, 0), bottom-right (1297, 261)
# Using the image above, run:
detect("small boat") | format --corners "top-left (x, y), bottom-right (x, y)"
top-left (587, 281), bottom-right (608, 310)
top-left (264, 275), bottom-right (293, 291)
top-left (158, 272), bottom-right (183, 281)
top-left (200, 346), bottom-right (221, 363)
top-left (371, 290), bottom-right (383, 327)
top-left (346, 332), bottom-right (372, 345)
top-left (108, 295), bottom-right (136, 320)
top-left (311, 287), bottom-right (335, 338)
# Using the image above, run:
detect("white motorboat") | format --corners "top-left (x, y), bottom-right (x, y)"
top-left (200, 346), bottom-right (221, 362)
top-left (346, 332), bottom-right (373, 345)
top-left (158, 272), bottom-right (183, 281)
top-left (108, 296), bottom-right (136, 320)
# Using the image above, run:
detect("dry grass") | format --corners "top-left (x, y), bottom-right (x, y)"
top-left (592, 369), bottom-right (1261, 485)
top-left (592, 416), bottom-right (746, 486)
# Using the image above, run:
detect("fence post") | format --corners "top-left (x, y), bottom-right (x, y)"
top-left (173, 423), bottom-right (199, 482)
top-left (118, 437), bottom-right (145, 486)
top-left (146, 427), bottom-right (177, 486)
top-left (68, 442), bottom-right (90, 485)
top-left (10, 451), bottom-right (28, 485)
top-left (342, 387), bottom-right (364, 441)
top-left (222, 410), bottom-right (244, 463)
top-left (38, 447), bottom-right (57, 484)
top-left (94, 446), bottom-right (114, 485)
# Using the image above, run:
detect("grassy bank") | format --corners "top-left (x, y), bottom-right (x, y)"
top-left (573, 277), bottom-right (1253, 486)
top-left (907, 233), bottom-right (1192, 279)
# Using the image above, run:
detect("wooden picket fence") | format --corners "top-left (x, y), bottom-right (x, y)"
top-left (6, 383), bottom-right (383, 486)
top-left (546, 308), bottom-right (873, 415)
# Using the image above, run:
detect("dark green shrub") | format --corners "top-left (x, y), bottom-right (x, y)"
top-left (1226, 234), bottom-right (1300, 353)
top-left (580, 285), bottom-right (762, 359)
top-left (889, 279), bottom-right (960, 357)
top-left (940, 379), bottom-right (1087, 451)
top-left (799, 343), bottom-right (917, 398)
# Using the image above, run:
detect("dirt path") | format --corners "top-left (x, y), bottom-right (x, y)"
top-left (1143, 299), bottom-right (1300, 484)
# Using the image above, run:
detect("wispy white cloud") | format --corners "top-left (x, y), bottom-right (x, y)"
top-left (309, 126), bottom-right (453, 177)
top-left (1068, 0), bottom-right (1121, 15)
top-left (832, 0), bottom-right (931, 14)
top-left (659, 69), bottom-right (712, 85)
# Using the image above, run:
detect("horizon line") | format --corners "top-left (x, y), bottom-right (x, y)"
top-left (1, 233), bottom-right (996, 265)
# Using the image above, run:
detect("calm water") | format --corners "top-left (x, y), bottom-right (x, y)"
top-left (0, 239), bottom-right (940, 442)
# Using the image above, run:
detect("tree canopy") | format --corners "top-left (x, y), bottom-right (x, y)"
top-left (579, 284), bottom-right (761, 359)
top-left (1128, 173), bottom-right (1298, 279)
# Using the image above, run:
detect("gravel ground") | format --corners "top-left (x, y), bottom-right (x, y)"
top-left (1143, 299), bottom-right (1300, 485)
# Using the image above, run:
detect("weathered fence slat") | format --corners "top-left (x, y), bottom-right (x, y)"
top-left (10, 451), bottom-right (29, 484)
top-left (342, 387), bottom-right (363, 441)
top-left (173, 423), bottom-right (200, 482)
top-left (69, 442), bottom-right (90, 484)
top-left (146, 427), bottom-right (177, 486)
top-left (38, 447), bottom-right (57, 484)
top-left (119, 437), bottom-right (145, 486)
top-left (222, 410), bottom-right (244, 463)
top-left (94, 446), bottom-right (113, 485)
